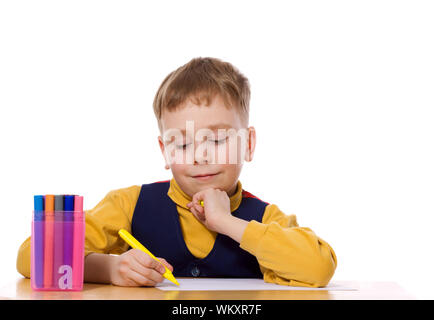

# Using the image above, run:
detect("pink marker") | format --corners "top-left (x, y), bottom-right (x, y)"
top-left (72, 195), bottom-right (85, 290)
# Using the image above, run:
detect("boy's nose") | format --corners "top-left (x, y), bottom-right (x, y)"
top-left (193, 147), bottom-right (208, 165)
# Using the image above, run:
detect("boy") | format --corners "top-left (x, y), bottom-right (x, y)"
top-left (17, 57), bottom-right (337, 287)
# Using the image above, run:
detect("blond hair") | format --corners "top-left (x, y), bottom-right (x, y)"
top-left (153, 57), bottom-right (250, 131)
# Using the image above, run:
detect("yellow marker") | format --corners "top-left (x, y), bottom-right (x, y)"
top-left (118, 229), bottom-right (179, 286)
top-left (199, 200), bottom-right (204, 206)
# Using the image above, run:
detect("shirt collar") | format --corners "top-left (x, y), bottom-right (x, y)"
top-left (167, 177), bottom-right (243, 212)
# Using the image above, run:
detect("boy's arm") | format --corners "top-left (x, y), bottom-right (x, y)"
top-left (239, 204), bottom-right (337, 287)
top-left (83, 186), bottom-right (140, 257)
top-left (188, 190), bottom-right (337, 287)
top-left (16, 186), bottom-right (140, 280)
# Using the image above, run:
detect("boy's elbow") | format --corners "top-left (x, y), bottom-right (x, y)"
top-left (269, 252), bottom-right (337, 288)
top-left (310, 256), bottom-right (337, 287)
top-left (308, 248), bottom-right (338, 287)
top-left (17, 262), bottom-right (30, 279)
top-left (16, 237), bottom-right (31, 279)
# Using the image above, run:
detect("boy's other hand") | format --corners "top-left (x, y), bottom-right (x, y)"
top-left (109, 249), bottom-right (173, 287)
top-left (187, 188), bottom-right (232, 233)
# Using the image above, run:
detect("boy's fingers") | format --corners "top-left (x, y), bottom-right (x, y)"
top-left (194, 203), bottom-right (204, 214)
top-left (158, 258), bottom-right (173, 272)
top-left (191, 192), bottom-right (204, 206)
top-left (132, 249), bottom-right (166, 273)
top-left (190, 206), bottom-right (205, 222)
top-left (193, 204), bottom-right (205, 218)
top-left (129, 257), bottom-right (165, 283)
top-left (127, 268), bottom-right (158, 287)
top-left (145, 256), bottom-right (166, 273)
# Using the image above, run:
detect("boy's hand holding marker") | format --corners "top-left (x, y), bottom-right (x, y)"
top-left (187, 188), bottom-right (249, 243)
top-left (109, 249), bottom-right (173, 287)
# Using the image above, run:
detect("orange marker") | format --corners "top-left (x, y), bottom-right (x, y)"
top-left (43, 194), bottom-right (54, 288)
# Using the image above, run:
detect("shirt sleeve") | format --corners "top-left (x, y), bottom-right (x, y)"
top-left (83, 185), bottom-right (141, 256)
top-left (239, 203), bottom-right (337, 287)
top-left (16, 185), bottom-right (141, 279)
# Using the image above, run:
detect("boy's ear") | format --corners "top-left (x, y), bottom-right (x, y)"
top-left (158, 136), bottom-right (171, 170)
top-left (244, 126), bottom-right (256, 162)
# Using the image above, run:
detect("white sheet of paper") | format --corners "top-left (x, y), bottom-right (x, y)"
top-left (155, 278), bottom-right (357, 291)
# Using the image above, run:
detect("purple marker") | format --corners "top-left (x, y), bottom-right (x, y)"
top-left (63, 195), bottom-right (74, 268)
top-left (53, 195), bottom-right (64, 286)
top-left (32, 195), bottom-right (44, 289)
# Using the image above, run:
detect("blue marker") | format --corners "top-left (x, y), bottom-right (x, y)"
top-left (33, 195), bottom-right (44, 289)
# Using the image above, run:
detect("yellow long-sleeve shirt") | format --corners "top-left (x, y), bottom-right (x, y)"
top-left (17, 178), bottom-right (337, 287)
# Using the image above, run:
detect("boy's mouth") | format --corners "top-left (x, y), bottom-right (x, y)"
top-left (191, 172), bottom-right (220, 181)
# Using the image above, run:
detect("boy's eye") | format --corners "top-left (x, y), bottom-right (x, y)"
top-left (212, 137), bottom-right (227, 144)
top-left (175, 137), bottom-right (227, 149)
top-left (176, 143), bottom-right (191, 149)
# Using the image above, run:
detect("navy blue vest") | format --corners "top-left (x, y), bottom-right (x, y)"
top-left (131, 180), bottom-right (268, 278)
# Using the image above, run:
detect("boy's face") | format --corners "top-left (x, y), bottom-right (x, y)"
top-left (158, 94), bottom-right (256, 198)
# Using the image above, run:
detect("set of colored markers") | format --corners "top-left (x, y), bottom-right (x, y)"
top-left (31, 194), bottom-right (85, 291)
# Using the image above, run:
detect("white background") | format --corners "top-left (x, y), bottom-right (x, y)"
top-left (1, 1), bottom-right (433, 299)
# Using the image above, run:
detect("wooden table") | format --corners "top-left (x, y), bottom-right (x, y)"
top-left (0, 278), bottom-right (414, 300)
